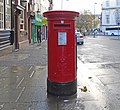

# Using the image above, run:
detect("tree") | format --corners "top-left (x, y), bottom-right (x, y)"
top-left (76, 10), bottom-right (99, 34)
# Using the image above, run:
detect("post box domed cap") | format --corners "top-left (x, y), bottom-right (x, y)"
top-left (43, 10), bottom-right (79, 19)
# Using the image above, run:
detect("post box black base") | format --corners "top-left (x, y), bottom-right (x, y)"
top-left (47, 79), bottom-right (77, 96)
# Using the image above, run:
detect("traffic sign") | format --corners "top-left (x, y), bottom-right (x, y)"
top-left (117, 22), bottom-right (120, 25)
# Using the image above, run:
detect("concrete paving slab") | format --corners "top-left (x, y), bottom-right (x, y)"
top-left (97, 74), bottom-right (120, 85)
top-left (0, 40), bottom-right (120, 109)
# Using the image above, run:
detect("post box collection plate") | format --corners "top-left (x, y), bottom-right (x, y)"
top-left (58, 32), bottom-right (67, 45)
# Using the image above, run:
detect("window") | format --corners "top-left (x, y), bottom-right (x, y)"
top-left (0, 1), bottom-right (3, 29)
top-left (115, 9), bottom-right (120, 24)
top-left (116, 0), bottom-right (120, 6)
top-left (32, 0), bottom-right (35, 4)
top-left (106, 15), bottom-right (110, 24)
top-left (6, 0), bottom-right (10, 5)
top-left (6, 0), bottom-right (11, 29)
top-left (0, 0), bottom-right (3, 2)
top-left (106, 0), bottom-right (109, 7)
top-left (18, 0), bottom-right (20, 5)
top-left (105, 10), bottom-right (110, 15)
top-left (20, 10), bottom-right (24, 30)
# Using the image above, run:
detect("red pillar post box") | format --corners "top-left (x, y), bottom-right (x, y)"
top-left (43, 11), bottom-right (79, 96)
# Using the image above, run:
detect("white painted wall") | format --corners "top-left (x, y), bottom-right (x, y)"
top-left (101, 0), bottom-right (120, 32)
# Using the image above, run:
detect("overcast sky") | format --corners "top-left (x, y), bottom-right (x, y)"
top-left (53, 0), bottom-right (103, 14)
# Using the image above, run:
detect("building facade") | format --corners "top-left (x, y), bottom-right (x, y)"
top-left (31, 0), bottom-right (53, 43)
top-left (0, 0), bottom-right (52, 56)
top-left (12, 0), bottom-right (30, 50)
top-left (101, 0), bottom-right (120, 32)
top-left (0, 0), bottom-right (12, 56)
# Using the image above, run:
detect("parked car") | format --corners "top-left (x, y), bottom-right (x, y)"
top-left (75, 32), bottom-right (84, 45)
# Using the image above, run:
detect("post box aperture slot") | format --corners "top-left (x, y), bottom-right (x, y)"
top-left (54, 24), bottom-right (71, 29)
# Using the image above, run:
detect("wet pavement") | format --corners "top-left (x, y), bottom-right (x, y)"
top-left (0, 39), bottom-right (120, 109)
top-left (77, 36), bottom-right (120, 110)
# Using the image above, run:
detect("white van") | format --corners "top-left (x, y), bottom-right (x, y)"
top-left (105, 30), bottom-right (120, 36)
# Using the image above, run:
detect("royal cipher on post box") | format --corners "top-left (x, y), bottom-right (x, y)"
top-left (43, 11), bottom-right (79, 96)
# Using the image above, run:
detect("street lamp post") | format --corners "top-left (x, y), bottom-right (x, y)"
top-left (61, 0), bottom-right (63, 9)
top-left (94, 3), bottom-right (97, 38)
top-left (61, 0), bottom-right (69, 9)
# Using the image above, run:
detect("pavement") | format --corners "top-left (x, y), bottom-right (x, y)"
top-left (0, 40), bottom-right (120, 110)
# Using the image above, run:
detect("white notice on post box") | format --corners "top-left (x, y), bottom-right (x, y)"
top-left (58, 32), bottom-right (67, 45)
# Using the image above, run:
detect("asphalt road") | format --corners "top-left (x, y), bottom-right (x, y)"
top-left (77, 36), bottom-right (120, 64)
top-left (77, 35), bottom-right (120, 109)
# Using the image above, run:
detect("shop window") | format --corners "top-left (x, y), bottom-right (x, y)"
top-left (20, 10), bottom-right (24, 31)
top-left (0, 1), bottom-right (4, 29)
top-left (5, 0), bottom-right (11, 30)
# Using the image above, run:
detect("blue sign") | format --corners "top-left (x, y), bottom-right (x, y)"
top-left (117, 22), bottom-right (120, 25)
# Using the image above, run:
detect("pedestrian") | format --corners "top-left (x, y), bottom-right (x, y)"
top-left (37, 28), bottom-right (42, 43)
